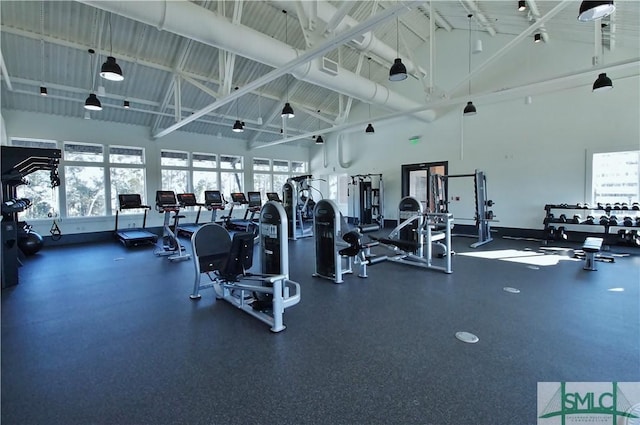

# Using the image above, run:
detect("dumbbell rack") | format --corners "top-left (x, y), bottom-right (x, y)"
top-left (543, 203), bottom-right (640, 246)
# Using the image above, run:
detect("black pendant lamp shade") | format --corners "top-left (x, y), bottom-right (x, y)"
top-left (518, 1), bottom-right (526, 11)
top-left (84, 93), bottom-right (102, 111)
top-left (100, 56), bottom-right (124, 81)
top-left (232, 120), bottom-right (244, 132)
top-left (578, 1), bottom-right (615, 22)
top-left (281, 102), bottom-right (295, 118)
top-left (463, 101), bottom-right (477, 116)
top-left (315, 135), bottom-right (324, 145)
top-left (40, 86), bottom-right (48, 96)
top-left (592, 73), bottom-right (613, 92)
top-left (389, 58), bottom-right (408, 81)
top-left (365, 123), bottom-right (375, 133)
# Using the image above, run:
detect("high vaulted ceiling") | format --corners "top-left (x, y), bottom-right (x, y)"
top-left (1, 1), bottom-right (639, 149)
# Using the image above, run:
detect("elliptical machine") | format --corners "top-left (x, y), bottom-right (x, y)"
top-left (154, 190), bottom-right (191, 262)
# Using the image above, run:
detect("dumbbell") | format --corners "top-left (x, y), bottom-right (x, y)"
top-left (613, 203), bottom-right (621, 210)
top-left (556, 226), bottom-right (568, 241)
top-left (636, 217), bottom-right (640, 227)
top-left (618, 229), bottom-right (628, 242)
top-left (631, 230), bottom-right (640, 247)
top-left (544, 226), bottom-right (556, 240)
top-left (623, 216), bottom-right (634, 227)
top-left (572, 214), bottom-right (582, 224)
top-left (597, 202), bottom-right (604, 209)
top-left (585, 215), bottom-right (595, 225)
top-left (632, 202), bottom-right (639, 211)
top-left (599, 215), bottom-right (610, 226)
top-left (622, 203), bottom-right (629, 210)
top-left (609, 215), bottom-right (618, 226)
top-left (559, 214), bottom-right (567, 223)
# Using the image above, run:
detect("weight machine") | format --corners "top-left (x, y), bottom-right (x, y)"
top-left (283, 175), bottom-right (322, 240)
top-left (313, 199), bottom-right (353, 283)
top-left (348, 173), bottom-right (384, 226)
top-left (373, 196), bottom-right (453, 274)
top-left (429, 169), bottom-right (494, 248)
top-left (189, 201), bottom-right (301, 332)
top-left (154, 190), bottom-right (191, 262)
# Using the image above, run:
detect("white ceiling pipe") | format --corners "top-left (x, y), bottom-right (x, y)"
top-left (76, 0), bottom-right (435, 123)
top-left (270, 0), bottom-right (428, 78)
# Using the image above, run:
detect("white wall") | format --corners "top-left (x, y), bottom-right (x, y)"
top-left (2, 110), bottom-right (309, 236)
top-left (310, 31), bottom-right (640, 231)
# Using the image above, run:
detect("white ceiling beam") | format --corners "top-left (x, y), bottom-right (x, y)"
top-left (323, 1), bottom-right (354, 35)
top-left (181, 75), bottom-right (219, 100)
top-left (254, 57), bottom-right (640, 150)
top-left (151, 0), bottom-right (424, 139)
top-left (460, 0), bottom-right (497, 37)
top-left (449, 0), bottom-right (572, 98)
top-left (174, 76), bottom-right (181, 122)
top-left (0, 51), bottom-right (14, 91)
top-left (525, 0), bottom-right (550, 43)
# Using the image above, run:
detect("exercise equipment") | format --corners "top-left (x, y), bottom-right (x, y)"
top-left (312, 199), bottom-right (353, 283)
top-left (189, 201), bottom-right (301, 332)
top-left (338, 224), bottom-right (387, 278)
top-left (176, 193), bottom-right (205, 237)
top-left (203, 190), bottom-right (226, 223)
top-left (283, 175), bottom-right (320, 240)
top-left (154, 190), bottom-right (191, 262)
top-left (348, 173), bottom-right (384, 226)
top-left (222, 192), bottom-right (261, 236)
top-left (374, 196), bottom-right (453, 274)
top-left (266, 192), bottom-right (282, 202)
top-left (429, 169), bottom-right (493, 248)
top-left (581, 237), bottom-right (604, 271)
top-left (2, 146), bottom-right (61, 288)
top-left (114, 194), bottom-right (158, 247)
top-left (17, 227), bottom-right (43, 255)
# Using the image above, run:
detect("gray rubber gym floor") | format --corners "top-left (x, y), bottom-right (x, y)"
top-left (2, 234), bottom-right (639, 425)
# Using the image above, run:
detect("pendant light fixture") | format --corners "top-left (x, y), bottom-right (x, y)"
top-left (365, 57), bottom-right (375, 134)
top-left (100, 13), bottom-right (124, 81)
top-left (463, 15), bottom-right (476, 116)
top-left (534, 33), bottom-right (542, 43)
top-left (592, 24), bottom-right (613, 92)
top-left (84, 49), bottom-right (102, 111)
top-left (232, 86), bottom-right (244, 132)
top-left (578, 1), bottom-right (615, 22)
top-left (39, 7), bottom-right (47, 97)
top-left (315, 110), bottom-right (324, 144)
top-left (518, 1), bottom-right (527, 12)
top-left (389, 17), bottom-right (407, 81)
top-left (281, 10), bottom-right (295, 118)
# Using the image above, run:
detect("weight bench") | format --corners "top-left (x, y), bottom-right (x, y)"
top-left (582, 237), bottom-right (603, 271)
top-left (339, 225), bottom-right (387, 278)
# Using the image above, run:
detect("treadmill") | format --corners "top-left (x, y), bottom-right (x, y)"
top-left (266, 192), bottom-right (282, 202)
top-left (204, 190), bottom-right (226, 224)
top-left (225, 192), bottom-right (261, 233)
top-left (114, 194), bottom-right (158, 247)
top-left (176, 193), bottom-right (204, 238)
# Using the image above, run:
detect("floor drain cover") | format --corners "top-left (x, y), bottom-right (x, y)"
top-left (503, 287), bottom-right (520, 293)
top-left (455, 331), bottom-right (479, 343)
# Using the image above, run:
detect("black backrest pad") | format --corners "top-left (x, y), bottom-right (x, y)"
top-left (119, 194), bottom-right (143, 209)
top-left (192, 224), bottom-right (232, 272)
top-left (221, 232), bottom-right (255, 278)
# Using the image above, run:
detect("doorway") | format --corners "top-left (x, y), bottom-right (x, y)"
top-left (401, 161), bottom-right (448, 213)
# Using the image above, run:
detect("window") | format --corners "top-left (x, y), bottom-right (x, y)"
top-left (292, 161), bottom-right (307, 174)
top-left (110, 146), bottom-right (146, 214)
top-left (161, 150), bottom-right (189, 194)
top-left (192, 153), bottom-right (218, 202)
top-left (253, 158), bottom-right (272, 200)
top-left (273, 159), bottom-right (289, 172)
top-left (10, 139), bottom-right (60, 220)
top-left (220, 155), bottom-right (243, 196)
top-left (64, 142), bottom-right (106, 217)
top-left (592, 150), bottom-right (639, 205)
top-left (272, 174), bottom-right (289, 196)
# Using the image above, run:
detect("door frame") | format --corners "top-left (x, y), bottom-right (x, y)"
top-left (401, 161), bottom-right (449, 211)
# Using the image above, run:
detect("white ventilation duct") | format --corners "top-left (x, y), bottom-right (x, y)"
top-left (76, 0), bottom-right (436, 123)
top-left (268, 0), bottom-right (428, 78)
